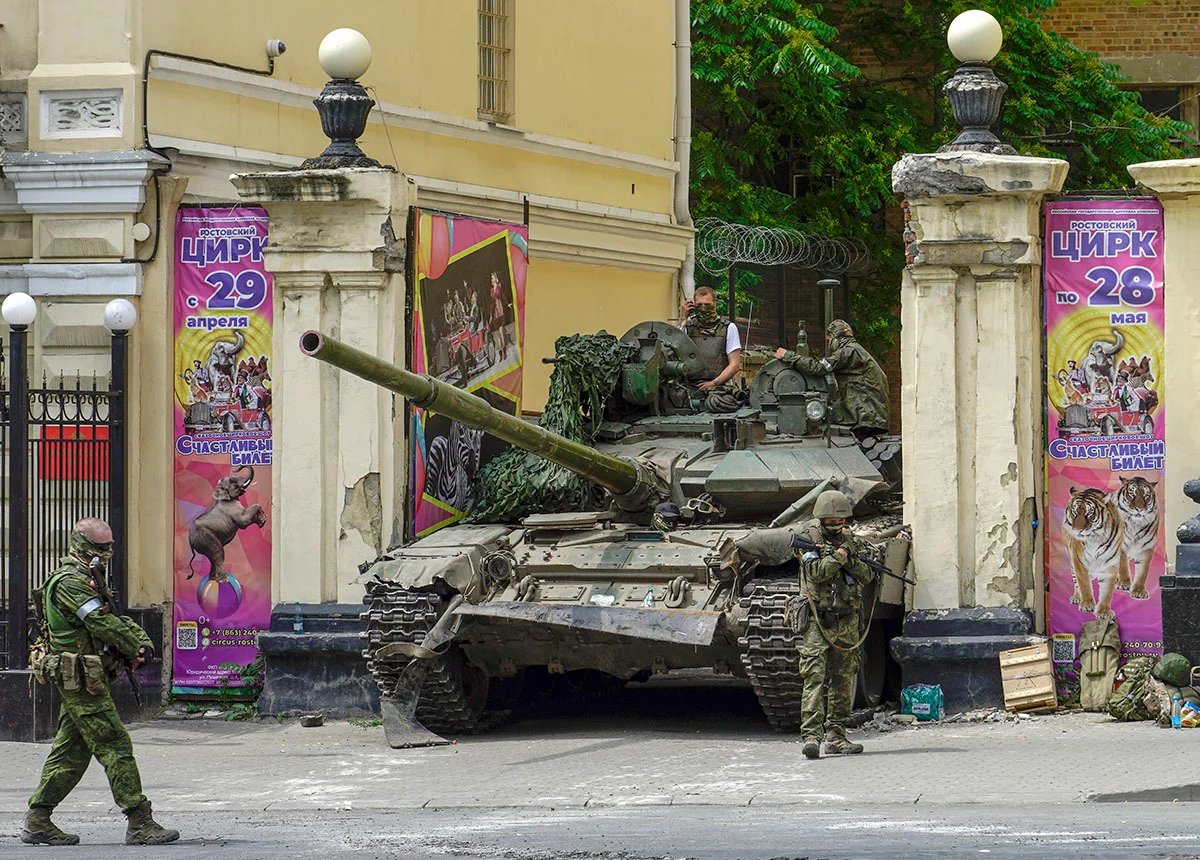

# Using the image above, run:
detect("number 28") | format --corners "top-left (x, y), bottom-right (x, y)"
top-left (1085, 265), bottom-right (1156, 307)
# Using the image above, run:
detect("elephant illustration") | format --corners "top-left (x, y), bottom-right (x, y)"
top-left (206, 330), bottom-right (246, 400)
top-left (1081, 329), bottom-right (1124, 392)
top-left (187, 465), bottom-right (267, 583)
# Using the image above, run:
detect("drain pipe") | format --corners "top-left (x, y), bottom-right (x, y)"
top-left (674, 0), bottom-right (695, 305)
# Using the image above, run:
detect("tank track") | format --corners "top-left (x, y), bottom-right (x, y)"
top-left (738, 577), bottom-right (805, 733)
top-left (360, 580), bottom-right (485, 733)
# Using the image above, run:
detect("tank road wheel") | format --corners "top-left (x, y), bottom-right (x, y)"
top-left (738, 577), bottom-right (805, 732)
top-left (361, 583), bottom-right (489, 734)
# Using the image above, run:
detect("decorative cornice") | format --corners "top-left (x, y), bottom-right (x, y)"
top-left (0, 149), bottom-right (168, 214)
top-left (0, 262), bottom-right (142, 296)
top-left (149, 55), bottom-right (679, 179)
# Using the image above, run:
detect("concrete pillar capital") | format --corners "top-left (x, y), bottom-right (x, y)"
top-left (1128, 159), bottom-right (1200, 197)
top-left (893, 151), bottom-right (1069, 202)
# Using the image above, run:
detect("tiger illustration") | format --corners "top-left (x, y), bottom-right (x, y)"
top-left (1063, 486), bottom-right (1126, 619)
top-left (1110, 475), bottom-right (1159, 600)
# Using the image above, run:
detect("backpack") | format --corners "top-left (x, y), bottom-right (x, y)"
top-left (1106, 654), bottom-right (1158, 722)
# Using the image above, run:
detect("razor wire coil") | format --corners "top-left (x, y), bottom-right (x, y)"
top-left (695, 217), bottom-right (871, 275)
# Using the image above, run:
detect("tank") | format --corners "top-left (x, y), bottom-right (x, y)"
top-left (299, 326), bottom-right (910, 748)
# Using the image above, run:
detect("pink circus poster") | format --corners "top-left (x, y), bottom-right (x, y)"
top-left (1044, 199), bottom-right (1166, 690)
top-left (171, 207), bottom-right (273, 692)
top-left (408, 209), bottom-right (528, 539)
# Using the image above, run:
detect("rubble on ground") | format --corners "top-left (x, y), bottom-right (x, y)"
top-left (855, 705), bottom-right (1048, 731)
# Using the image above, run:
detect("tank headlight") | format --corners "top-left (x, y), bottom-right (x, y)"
top-left (806, 399), bottom-right (827, 421)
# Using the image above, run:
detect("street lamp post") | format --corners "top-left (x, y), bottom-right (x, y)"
top-left (301, 28), bottom-right (383, 169)
top-left (2, 292), bottom-right (36, 668)
top-left (104, 299), bottom-right (137, 610)
top-left (940, 10), bottom-right (1016, 155)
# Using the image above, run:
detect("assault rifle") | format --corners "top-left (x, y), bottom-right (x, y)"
top-left (90, 555), bottom-right (144, 707)
top-left (789, 535), bottom-right (915, 586)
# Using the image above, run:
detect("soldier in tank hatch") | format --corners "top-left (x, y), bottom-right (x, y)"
top-left (775, 319), bottom-right (888, 438)
top-left (678, 286), bottom-right (743, 413)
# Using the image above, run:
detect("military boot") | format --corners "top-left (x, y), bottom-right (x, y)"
top-left (801, 738), bottom-right (821, 759)
top-left (21, 805), bottom-right (80, 845)
top-left (124, 800), bottom-right (180, 845)
top-left (824, 730), bottom-right (864, 755)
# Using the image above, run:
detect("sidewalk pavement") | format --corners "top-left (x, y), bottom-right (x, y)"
top-left (1, 703), bottom-right (1196, 815)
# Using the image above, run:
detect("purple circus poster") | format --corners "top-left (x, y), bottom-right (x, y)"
top-left (171, 206), bottom-right (273, 692)
top-left (1044, 198), bottom-right (1166, 695)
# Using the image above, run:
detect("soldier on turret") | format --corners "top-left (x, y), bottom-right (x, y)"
top-left (678, 286), bottom-right (743, 413)
top-left (775, 319), bottom-right (889, 438)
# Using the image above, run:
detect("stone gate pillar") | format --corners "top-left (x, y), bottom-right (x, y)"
top-left (1126, 159), bottom-right (1200, 558)
top-left (890, 152), bottom-right (1068, 709)
top-left (230, 168), bottom-right (414, 605)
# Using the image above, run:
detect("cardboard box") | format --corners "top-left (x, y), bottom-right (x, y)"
top-left (999, 641), bottom-right (1058, 713)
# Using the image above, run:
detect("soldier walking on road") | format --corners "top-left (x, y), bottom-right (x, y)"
top-left (21, 517), bottom-right (179, 846)
top-left (796, 491), bottom-right (874, 759)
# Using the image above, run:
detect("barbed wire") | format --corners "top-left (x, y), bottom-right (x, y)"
top-left (695, 217), bottom-right (872, 275)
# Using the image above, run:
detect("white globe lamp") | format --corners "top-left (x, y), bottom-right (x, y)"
top-left (318, 28), bottom-right (372, 80)
top-left (1, 292), bottom-right (37, 328)
top-left (104, 298), bottom-right (138, 333)
top-left (947, 10), bottom-right (1003, 64)
top-left (303, 28), bottom-right (383, 169)
top-left (941, 10), bottom-right (1015, 154)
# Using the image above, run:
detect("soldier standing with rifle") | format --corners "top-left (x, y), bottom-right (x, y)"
top-left (795, 491), bottom-right (874, 759)
top-left (21, 517), bottom-right (179, 846)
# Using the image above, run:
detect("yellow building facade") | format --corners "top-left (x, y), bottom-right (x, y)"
top-left (0, 0), bottom-right (692, 607)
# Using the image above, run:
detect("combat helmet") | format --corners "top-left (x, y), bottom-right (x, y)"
top-left (813, 489), bottom-right (853, 519)
top-left (1153, 652), bottom-right (1192, 687)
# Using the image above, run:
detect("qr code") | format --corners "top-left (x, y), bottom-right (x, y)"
top-left (1052, 634), bottom-right (1076, 664)
top-left (175, 623), bottom-right (198, 651)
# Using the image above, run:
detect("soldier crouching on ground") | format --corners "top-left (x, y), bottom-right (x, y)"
top-left (775, 319), bottom-right (889, 438)
top-left (21, 517), bottom-right (179, 846)
top-left (678, 286), bottom-right (744, 413)
top-left (796, 491), bottom-right (873, 759)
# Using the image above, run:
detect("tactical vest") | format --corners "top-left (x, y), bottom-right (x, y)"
top-left (801, 525), bottom-right (866, 612)
top-left (685, 321), bottom-right (729, 381)
top-left (43, 568), bottom-right (95, 654)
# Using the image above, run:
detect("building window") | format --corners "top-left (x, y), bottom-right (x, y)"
top-left (478, 0), bottom-right (512, 123)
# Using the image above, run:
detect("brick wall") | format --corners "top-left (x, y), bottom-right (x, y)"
top-left (1042, 0), bottom-right (1200, 58)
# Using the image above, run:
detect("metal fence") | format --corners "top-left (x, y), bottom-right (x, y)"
top-left (0, 358), bottom-right (120, 670)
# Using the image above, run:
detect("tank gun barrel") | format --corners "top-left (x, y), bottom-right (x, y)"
top-left (299, 330), bottom-right (641, 497)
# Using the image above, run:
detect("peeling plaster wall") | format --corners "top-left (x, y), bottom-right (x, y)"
top-left (894, 152), bottom-right (1066, 622)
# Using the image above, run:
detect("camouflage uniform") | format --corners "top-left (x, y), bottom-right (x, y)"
top-left (796, 523), bottom-right (874, 749)
top-left (782, 320), bottom-right (889, 434)
top-left (23, 528), bottom-right (177, 845)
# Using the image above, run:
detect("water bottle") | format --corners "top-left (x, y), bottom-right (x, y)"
top-left (1172, 694), bottom-right (1182, 729)
top-left (292, 602), bottom-right (304, 634)
top-left (642, 588), bottom-right (656, 608)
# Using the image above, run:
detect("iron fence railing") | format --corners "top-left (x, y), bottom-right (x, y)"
top-left (0, 369), bottom-right (119, 670)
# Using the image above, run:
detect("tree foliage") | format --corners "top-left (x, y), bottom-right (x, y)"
top-left (691, 0), bottom-right (1190, 348)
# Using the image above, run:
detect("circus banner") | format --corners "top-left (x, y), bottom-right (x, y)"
top-left (171, 206), bottom-right (273, 692)
top-left (409, 209), bottom-right (528, 539)
top-left (1044, 199), bottom-right (1166, 695)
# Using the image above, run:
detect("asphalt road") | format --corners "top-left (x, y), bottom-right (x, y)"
top-left (5, 804), bottom-right (1200, 860)
top-left (5, 679), bottom-right (1200, 859)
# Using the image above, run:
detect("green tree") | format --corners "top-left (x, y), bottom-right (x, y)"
top-left (691, 0), bottom-right (1190, 348)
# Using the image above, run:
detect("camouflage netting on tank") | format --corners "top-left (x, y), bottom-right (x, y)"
top-left (470, 333), bottom-right (637, 523)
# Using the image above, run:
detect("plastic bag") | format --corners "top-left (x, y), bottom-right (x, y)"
top-left (901, 684), bottom-right (944, 721)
